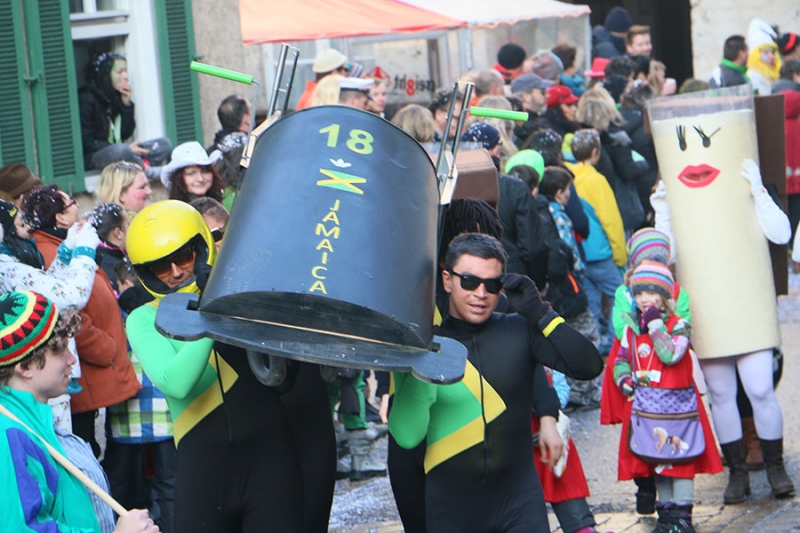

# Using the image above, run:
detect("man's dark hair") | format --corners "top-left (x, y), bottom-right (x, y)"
top-left (604, 56), bottom-right (635, 79)
top-left (445, 233), bottom-right (507, 271)
top-left (525, 129), bottom-right (563, 166)
top-left (780, 58), bottom-right (800, 80)
top-left (439, 199), bottom-right (503, 264)
top-left (428, 88), bottom-right (460, 114)
top-left (723, 35), bottom-right (747, 62)
top-left (551, 44), bottom-right (576, 71)
top-left (626, 25), bottom-right (651, 45)
top-left (507, 165), bottom-right (540, 193)
top-left (217, 94), bottom-right (249, 130)
top-left (190, 197), bottom-right (230, 225)
top-left (539, 166), bottom-right (573, 199)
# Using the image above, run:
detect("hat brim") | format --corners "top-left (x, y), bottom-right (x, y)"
top-left (161, 151), bottom-right (222, 189)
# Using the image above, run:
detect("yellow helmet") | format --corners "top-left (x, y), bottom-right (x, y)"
top-left (126, 200), bottom-right (216, 298)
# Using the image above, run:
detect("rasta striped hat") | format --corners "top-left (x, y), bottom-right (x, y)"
top-left (0, 291), bottom-right (58, 368)
top-left (629, 261), bottom-right (674, 300)
top-left (627, 228), bottom-right (670, 268)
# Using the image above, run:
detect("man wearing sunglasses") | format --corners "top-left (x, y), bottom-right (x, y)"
top-left (389, 233), bottom-right (603, 533)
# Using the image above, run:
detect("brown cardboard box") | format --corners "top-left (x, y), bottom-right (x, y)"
top-left (451, 149), bottom-right (499, 208)
top-left (755, 93), bottom-right (788, 296)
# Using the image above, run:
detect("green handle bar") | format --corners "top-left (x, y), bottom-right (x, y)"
top-left (190, 61), bottom-right (254, 85)
top-left (469, 106), bottom-right (528, 122)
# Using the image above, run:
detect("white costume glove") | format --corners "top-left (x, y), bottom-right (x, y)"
top-left (649, 181), bottom-right (677, 265)
top-left (74, 223), bottom-right (101, 251)
top-left (740, 160), bottom-right (792, 244)
top-left (64, 223), bottom-right (81, 250)
top-left (741, 159), bottom-right (765, 197)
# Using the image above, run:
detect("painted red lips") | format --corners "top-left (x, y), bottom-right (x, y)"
top-left (677, 164), bottom-right (720, 189)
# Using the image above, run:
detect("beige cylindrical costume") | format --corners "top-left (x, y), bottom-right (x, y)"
top-left (648, 87), bottom-right (780, 359)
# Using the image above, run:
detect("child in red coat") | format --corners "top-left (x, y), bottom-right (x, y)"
top-left (613, 261), bottom-right (722, 532)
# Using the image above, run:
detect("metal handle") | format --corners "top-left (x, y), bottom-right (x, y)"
top-left (267, 44), bottom-right (300, 117)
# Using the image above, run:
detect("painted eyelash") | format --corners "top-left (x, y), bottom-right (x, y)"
top-left (692, 126), bottom-right (721, 147)
top-left (676, 125), bottom-right (687, 151)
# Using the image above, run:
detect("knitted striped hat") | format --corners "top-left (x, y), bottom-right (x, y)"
top-left (0, 291), bottom-right (58, 367)
top-left (627, 228), bottom-right (670, 268)
top-left (629, 261), bottom-right (674, 300)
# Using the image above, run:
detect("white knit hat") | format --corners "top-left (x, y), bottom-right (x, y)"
top-left (747, 18), bottom-right (777, 50)
top-left (161, 141), bottom-right (221, 188)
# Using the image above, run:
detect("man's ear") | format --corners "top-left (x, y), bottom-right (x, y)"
top-left (15, 361), bottom-right (35, 381)
top-left (442, 269), bottom-right (453, 294)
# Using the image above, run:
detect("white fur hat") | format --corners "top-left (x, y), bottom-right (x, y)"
top-left (161, 141), bottom-right (221, 189)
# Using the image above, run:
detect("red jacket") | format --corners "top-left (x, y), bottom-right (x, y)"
top-left (783, 90), bottom-right (800, 195)
top-left (32, 229), bottom-right (140, 413)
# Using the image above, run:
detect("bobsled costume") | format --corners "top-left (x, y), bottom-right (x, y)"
top-left (389, 252), bottom-right (603, 533)
top-left (126, 201), bottom-right (335, 533)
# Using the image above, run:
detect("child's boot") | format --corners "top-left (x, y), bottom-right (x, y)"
top-left (760, 438), bottom-right (795, 498)
top-left (670, 504), bottom-right (697, 533)
top-left (634, 476), bottom-right (657, 514)
top-left (720, 440), bottom-right (750, 504)
top-left (652, 502), bottom-right (671, 533)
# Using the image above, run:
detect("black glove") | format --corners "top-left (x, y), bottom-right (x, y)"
top-left (501, 273), bottom-right (553, 326)
top-left (195, 262), bottom-right (212, 290)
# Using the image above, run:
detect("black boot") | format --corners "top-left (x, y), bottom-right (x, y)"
top-left (634, 476), bottom-right (657, 514)
top-left (720, 440), bottom-right (751, 504)
top-left (760, 438), bottom-right (795, 498)
top-left (652, 502), bottom-right (673, 533)
top-left (670, 503), bottom-right (697, 533)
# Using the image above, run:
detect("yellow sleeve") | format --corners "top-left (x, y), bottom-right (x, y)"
top-left (589, 170), bottom-right (628, 267)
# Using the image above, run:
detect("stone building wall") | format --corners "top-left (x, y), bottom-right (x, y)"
top-left (691, 0), bottom-right (800, 82)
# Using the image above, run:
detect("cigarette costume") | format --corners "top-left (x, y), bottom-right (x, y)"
top-left (647, 86), bottom-right (794, 501)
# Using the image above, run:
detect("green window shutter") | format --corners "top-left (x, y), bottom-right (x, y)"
top-left (0, 0), bottom-right (35, 168)
top-left (155, 0), bottom-right (203, 146)
top-left (25, 0), bottom-right (84, 192)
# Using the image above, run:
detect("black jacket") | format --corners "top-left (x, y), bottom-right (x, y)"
top-left (543, 107), bottom-right (580, 138)
top-left (709, 63), bottom-right (749, 89)
top-left (498, 174), bottom-right (549, 288)
top-left (619, 107), bottom-right (658, 215)
top-left (95, 243), bottom-right (126, 293)
top-left (593, 126), bottom-right (647, 232)
top-left (592, 26), bottom-right (626, 60)
top-left (78, 86), bottom-right (135, 168)
top-left (513, 112), bottom-right (555, 149)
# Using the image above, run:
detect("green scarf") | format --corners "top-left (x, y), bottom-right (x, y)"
top-left (721, 58), bottom-right (749, 81)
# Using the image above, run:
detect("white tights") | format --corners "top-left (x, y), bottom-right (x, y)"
top-left (699, 349), bottom-right (782, 444)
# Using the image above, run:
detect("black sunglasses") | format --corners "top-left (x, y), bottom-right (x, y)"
top-left (147, 243), bottom-right (196, 278)
top-left (449, 271), bottom-right (503, 294)
top-left (210, 227), bottom-right (225, 243)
